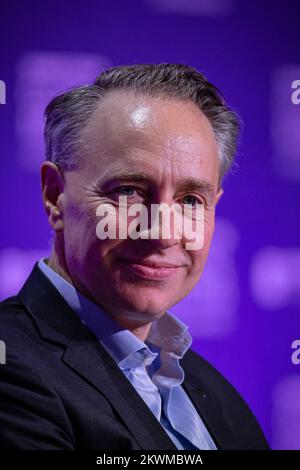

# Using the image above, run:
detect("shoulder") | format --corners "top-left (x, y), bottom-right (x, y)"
top-left (0, 295), bottom-right (41, 346)
top-left (182, 347), bottom-right (254, 411)
top-left (182, 347), bottom-right (238, 392)
top-left (0, 294), bottom-right (63, 370)
top-left (182, 348), bottom-right (270, 449)
top-left (182, 348), bottom-right (248, 408)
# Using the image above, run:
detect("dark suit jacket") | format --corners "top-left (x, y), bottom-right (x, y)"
top-left (0, 263), bottom-right (269, 450)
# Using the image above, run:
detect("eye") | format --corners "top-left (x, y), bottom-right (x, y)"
top-left (116, 186), bottom-right (137, 197)
top-left (182, 195), bottom-right (203, 207)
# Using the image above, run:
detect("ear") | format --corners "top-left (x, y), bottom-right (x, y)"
top-left (215, 187), bottom-right (224, 206)
top-left (41, 161), bottom-right (65, 231)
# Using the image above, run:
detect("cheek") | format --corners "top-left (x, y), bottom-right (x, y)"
top-left (204, 210), bottom-right (216, 242)
top-left (63, 200), bottom-right (100, 259)
top-left (189, 250), bottom-right (206, 278)
top-left (188, 217), bottom-right (215, 277)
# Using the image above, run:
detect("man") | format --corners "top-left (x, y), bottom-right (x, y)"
top-left (0, 64), bottom-right (269, 450)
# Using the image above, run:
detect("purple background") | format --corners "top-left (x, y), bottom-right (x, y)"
top-left (1, 0), bottom-right (300, 449)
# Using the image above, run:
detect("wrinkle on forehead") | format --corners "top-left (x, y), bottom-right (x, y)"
top-left (118, 130), bottom-right (216, 159)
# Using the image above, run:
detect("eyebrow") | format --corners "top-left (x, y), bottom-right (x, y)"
top-left (175, 177), bottom-right (215, 198)
top-left (97, 170), bottom-right (216, 201)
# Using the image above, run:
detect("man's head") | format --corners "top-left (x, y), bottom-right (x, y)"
top-left (41, 64), bottom-right (240, 335)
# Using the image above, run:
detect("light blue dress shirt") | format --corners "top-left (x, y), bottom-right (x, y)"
top-left (38, 258), bottom-right (217, 450)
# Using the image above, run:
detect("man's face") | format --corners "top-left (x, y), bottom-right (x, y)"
top-left (45, 91), bottom-right (223, 329)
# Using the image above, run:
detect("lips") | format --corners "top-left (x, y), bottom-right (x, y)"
top-left (118, 258), bottom-right (181, 280)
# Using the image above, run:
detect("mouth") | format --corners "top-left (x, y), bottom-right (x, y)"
top-left (118, 258), bottom-right (182, 281)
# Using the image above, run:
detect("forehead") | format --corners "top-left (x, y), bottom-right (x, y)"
top-left (81, 90), bottom-right (219, 182)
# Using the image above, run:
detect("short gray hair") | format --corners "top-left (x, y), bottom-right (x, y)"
top-left (44, 63), bottom-right (241, 187)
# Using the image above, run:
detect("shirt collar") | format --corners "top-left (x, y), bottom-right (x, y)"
top-left (38, 258), bottom-right (192, 368)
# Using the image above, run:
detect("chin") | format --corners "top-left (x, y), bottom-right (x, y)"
top-left (118, 292), bottom-right (173, 319)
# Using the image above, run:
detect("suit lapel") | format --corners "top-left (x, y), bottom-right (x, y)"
top-left (62, 342), bottom-right (178, 450)
top-left (18, 263), bottom-right (177, 451)
top-left (181, 354), bottom-right (238, 450)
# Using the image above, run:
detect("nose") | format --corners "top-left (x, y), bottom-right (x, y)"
top-left (143, 229), bottom-right (181, 250)
top-left (137, 202), bottom-right (184, 249)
